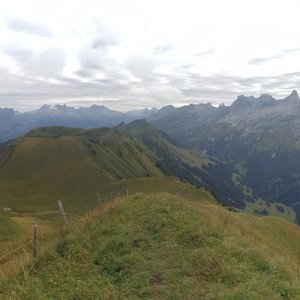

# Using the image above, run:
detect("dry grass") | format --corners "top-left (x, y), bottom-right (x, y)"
top-left (2, 193), bottom-right (300, 299)
top-left (185, 199), bottom-right (300, 277)
top-left (0, 194), bottom-right (123, 283)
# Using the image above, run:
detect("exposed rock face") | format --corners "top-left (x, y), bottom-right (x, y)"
top-left (149, 90), bottom-right (300, 223)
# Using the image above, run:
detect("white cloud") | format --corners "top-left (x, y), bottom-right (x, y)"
top-left (6, 19), bottom-right (53, 37)
top-left (0, 0), bottom-right (299, 111)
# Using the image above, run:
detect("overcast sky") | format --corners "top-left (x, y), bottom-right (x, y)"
top-left (1, 0), bottom-right (300, 111)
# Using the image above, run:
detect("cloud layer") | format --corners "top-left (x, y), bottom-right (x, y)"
top-left (0, 0), bottom-right (300, 111)
top-left (7, 19), bottom-right (53, 38)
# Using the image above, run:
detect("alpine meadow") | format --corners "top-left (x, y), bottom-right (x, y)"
top-left (1, 0), bottom-right (300, 299)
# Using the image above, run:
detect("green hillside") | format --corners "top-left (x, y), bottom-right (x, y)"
top-left (1, 192), bottom-right (300, 299)
top-left (119, 120), bottom-right (258, 210)
top-left (0, 126), bottom-right (162, 213)
top-left (0, 126), bottom-right (216, 254)
top-left (0, 126), bottom-right (163, 253)
top-left (118, 119), bottom-right (211, 168)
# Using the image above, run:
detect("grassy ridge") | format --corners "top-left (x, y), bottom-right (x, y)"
top-left (0, 128), bottom-right (163, 213)
top-left (0, 127), bottom-right (164, 253)
top-left (118, 119), bottom-right (211, 169)
top-left (0, 176), bottom-right (214, 255)
top-left (0, 125), bottom-right (218, 253)
top-left (2, 193), bottom-right (300, 299)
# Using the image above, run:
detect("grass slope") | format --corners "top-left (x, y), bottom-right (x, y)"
top-left (0, 127), bottom-right (162, 213)
top-left (2, 193), bottom-right (300, 299)
top-left (0, 126), bottom-right (164, 253)
top-left (0, 125), bottom-right (218, 254)
top-left (118, 119), bottom-right (211, 168)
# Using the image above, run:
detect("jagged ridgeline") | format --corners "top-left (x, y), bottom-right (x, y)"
top-left (150, 90), bottom-right (300, 223)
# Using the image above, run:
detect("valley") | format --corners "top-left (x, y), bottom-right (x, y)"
top-left (1, 91), bottom-right (300, 298)
top-left (1, 1), bottom-right (299, 297)
top-left (0, 125), bottom-right (215, 256)
top-left (2, 91), bottom-right (300, 224)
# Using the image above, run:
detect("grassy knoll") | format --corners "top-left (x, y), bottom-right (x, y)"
top-left (1, 193), bottom-right (300, 299)
top-left (0, 175), bottom-right (211, 255)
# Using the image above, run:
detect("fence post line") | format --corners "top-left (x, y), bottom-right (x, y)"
top-left (57, 200), bottom-right (68, 224)
top-left (33, 225), bottom-right (38, 257)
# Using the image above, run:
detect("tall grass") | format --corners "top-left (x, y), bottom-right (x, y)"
top-left (1, 193), bottom-right (300, 299)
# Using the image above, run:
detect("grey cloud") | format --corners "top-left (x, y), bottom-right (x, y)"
top-left (249, 48), bottom-right (300, 65)
top-left (86, 21), bottom-right (119, 50)
top-left (6, 19), bottom-right (53, 38)
top-left (3, 46), bottom-right (33, 60)
top-left (248, 55), bottom-right (282, 65)
top-left (74, 69), bottom-right (94, 78)
top-left (77, 47), bottom-right (123, 80)
top-left (167, 70), bottom-right (300, 105)
top-left (91, 36), bottom-right (118, 49)
top-left (23, 48), bottom-right (66, 78)
top-left (126, 55), bottom-right (158, 79)
top-left (78, 51), bottom-right (104, 72)
top-left (1, 41), bottom-right (300, 111)
top-left (194, 49), bottom-right (215, 57)
top-left (282, 48), bottom-right (300, 55)
top-left (178, 64), bottom-right (194, 69)
top-left (153, 44), bottom-right (175, 54)
top-left (1, 46), bottom-right (66, 80)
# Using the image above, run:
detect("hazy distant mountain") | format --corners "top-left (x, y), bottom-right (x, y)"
top-left (150, 90), bottom-right (300, 223)
top-left (0, 104), bottom-right (158, 143)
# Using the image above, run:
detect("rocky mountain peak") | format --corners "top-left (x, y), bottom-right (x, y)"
top-left (257, 94), bottom-right (274, 101)
top-left (231, 95), bottom-right (255, 109)
top-left (290, 89), bottom-right (299, 97)
top-left (283, 90), bottom-right (299, 103)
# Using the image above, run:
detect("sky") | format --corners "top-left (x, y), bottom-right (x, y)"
top-left (0, 0), bottom-right (300, 111)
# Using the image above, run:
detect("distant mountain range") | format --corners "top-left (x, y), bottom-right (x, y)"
top-left (0, 104), bottom-right (158, 143)
top-left (1, 90), bottom-right (300, 222)
top-left (150, 90), bottom-right (300, 223)
top-left (1, 90), bottom-right (298, 144)
top-left (3, 95), bottom-right (300, 298)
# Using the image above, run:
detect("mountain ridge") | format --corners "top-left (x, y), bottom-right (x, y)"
top-left (148, 90), bottom-right (300, 223)
top-left (2, 91), bottom-right (300, 223)
top-left (0, 90), bottom-right (299, 143)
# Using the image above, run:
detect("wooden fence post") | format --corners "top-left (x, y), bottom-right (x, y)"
top-left (126, 189), bottom-right (129, 198)
top-left (57, 200), bottom-right (68, 224)
top-left (33, 225), bottom-right (38, 257)
top-left (97, 192), bottom-right (101, 204)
